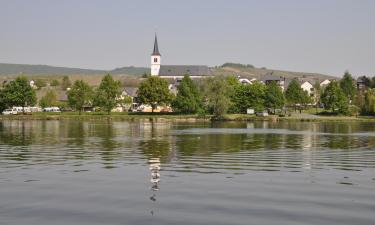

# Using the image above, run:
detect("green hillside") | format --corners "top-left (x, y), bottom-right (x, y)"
top-left (212, 63), bottom-right (337, 81)
top-left (0, 63), bottom-right (149, 76)
top-left (0, 62), bottom-right (337, 81)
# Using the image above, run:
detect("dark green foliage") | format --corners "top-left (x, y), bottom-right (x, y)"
top-left (203, 76), bottom-right (231, 118)
top-left (93, 74), bottom-right (122, 114)
top-left (172, 75), bottom-right (202, 113)
top-left (231, 81), bottom-right (266, 113)
top-left (265, 81), bottom-right (285, 114)
top-left (61, 76), bottom-right (72, 90)
top-left (67, 80), bottom-right (93, 114)
top-left (39, 90), bottom-right (58, 108)
top-left (137, 76), bottom-right (172, 112)
top-left (1, 76), bottom-right (36, 113)
top-left (0, 89), bottom-right (7, 113)
top-left (321, 81), bottom-right (349, 114)
top-left (340, 71), bottom-right (356, 100)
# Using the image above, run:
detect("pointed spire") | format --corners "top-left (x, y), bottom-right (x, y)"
top-left (152, 33), bottom-right (161, 56)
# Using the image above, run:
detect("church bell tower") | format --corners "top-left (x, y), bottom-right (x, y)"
top-left (151, 34), bottom-right (161, 76)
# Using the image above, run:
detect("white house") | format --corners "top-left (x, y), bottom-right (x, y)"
top-left (300, 81), bottom-right (314, 96)
top-left (320, 79), bottom-right (331, 87)
top-left (150, 34), bottom-right (211, 79)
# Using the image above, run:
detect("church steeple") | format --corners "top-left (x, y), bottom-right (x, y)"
top-left (152, 34), bottom-right (161, 56)
top-left (151, 33), bottom-right (161, 76)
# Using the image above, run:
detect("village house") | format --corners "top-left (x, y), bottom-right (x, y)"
top-left (260, 74), bottom-right (286, 91)
top-left (121, 87), bottom-right (139, 111)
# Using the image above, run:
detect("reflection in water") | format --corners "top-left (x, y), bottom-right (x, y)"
top-left (1, 120), bottom-right (375, 225)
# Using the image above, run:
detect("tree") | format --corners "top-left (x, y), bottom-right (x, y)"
top-left (67, 80), bottom-right (93, 115)
top-left (231, 81), bottom-right (266, 113)
top-left (285, 79), bottom-right (304, 112)
top-left (0, 89), bottom-right (7, 113)
top-left (50, 79), bottom-right (60, 87)
top-left (265, 81), bottom-right (285, 114)
top-left (340, 71), bottom-right (356, 101)
top-left (39, 90), bottom-right (58, 108)
top-left (2, 76), bottom-right (36, 113)
top-left (137, 76), bottom-right (172, 112)
top-left (300, 90), bottom-right (312, 111)
top-left (203, 76), bottom-right (231, 118)
top-left (172, 75), bottom-right (202, 114)
top-left (313, 81), bottom-right (322, 113)
top-left (61, 76), bottom-right (72, 90)
top-left (362, 89), bottom-right (375, 115)
top-left (321, 81), bottom-right (348, 114)
top-left (34, 79), bottom-right (47, 89)
top-left (93, 74), bottom-right (122, 114)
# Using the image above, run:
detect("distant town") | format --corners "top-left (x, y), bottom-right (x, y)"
top-left (0, 34), bottom-right (374, 119)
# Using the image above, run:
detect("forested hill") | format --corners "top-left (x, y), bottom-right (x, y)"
top-left (0, 63), bottom-right (149, 76)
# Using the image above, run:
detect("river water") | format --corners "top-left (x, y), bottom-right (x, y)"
top-left (0, 120), bottom-right (374, 225)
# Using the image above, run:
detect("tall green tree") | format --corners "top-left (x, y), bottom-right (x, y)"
top-left (0, 89), bottom-right (7, 113)
top-left (285, 79), bottom-right (304, 112)
top-left (203, 76), bottom-right (231, 118)
top-left (93, 74), bottom-right (122, 114)
top-left (265, 81), bottom-right (285, 114)
top-left (362, 89), bottom-right (375, 115)
top-left (137, 76), bottom-right (172, 112)
top-left (340, 71), bottom-right (357, 101)
top-left (2, 76), bottom-right (36, 113)
top-left (61, 76), bottom-right (72, 90)
top-left (231, 81), bottom-right (266, 113)
top-left (313, 81), bottom-right (322, 113)
top-left (321, 81), bottom-right (348, 114)
top-left (172, 75), bottom-right (202, 113)
top-left (39, 90), bottom-right (58, 108)
top-left (67, 80), bottom-right (93, 115)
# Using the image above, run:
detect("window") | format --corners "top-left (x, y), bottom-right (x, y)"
top-left (154, 58), bottom-right (158, 63)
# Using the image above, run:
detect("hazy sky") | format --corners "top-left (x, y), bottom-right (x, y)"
top-left (1, 0), bottom-right (374, 76)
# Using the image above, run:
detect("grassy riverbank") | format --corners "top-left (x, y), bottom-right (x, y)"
top-left (1, 112), bottom-right (375, 122)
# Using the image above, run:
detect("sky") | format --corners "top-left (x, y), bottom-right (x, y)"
top-left (0, 0), bottom-right (374, 76)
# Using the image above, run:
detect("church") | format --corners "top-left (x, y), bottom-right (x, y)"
top-left (150, 34), bottom-right (211, 79)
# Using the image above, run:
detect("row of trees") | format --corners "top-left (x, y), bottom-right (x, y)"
top-left (0, 75), bottom-right (129, 114)
top-left (163, 71), bottom-right (374, 117)
top-left (3, 72), bottom-right (375, 117)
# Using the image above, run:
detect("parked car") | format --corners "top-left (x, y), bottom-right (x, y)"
top-left (2, 109), bottom-right (18, 115)
top-left (43, 107), bottom-right (61, 112)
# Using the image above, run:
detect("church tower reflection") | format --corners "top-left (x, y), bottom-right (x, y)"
top-left (149, 157), bottom-right (161, 215)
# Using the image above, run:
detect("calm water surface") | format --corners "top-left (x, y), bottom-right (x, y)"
top-left (0, 120), bottom-right (375, 225)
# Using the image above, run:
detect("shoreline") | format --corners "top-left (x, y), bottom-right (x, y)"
top-left (1, 113), bottom-right (375, 122)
